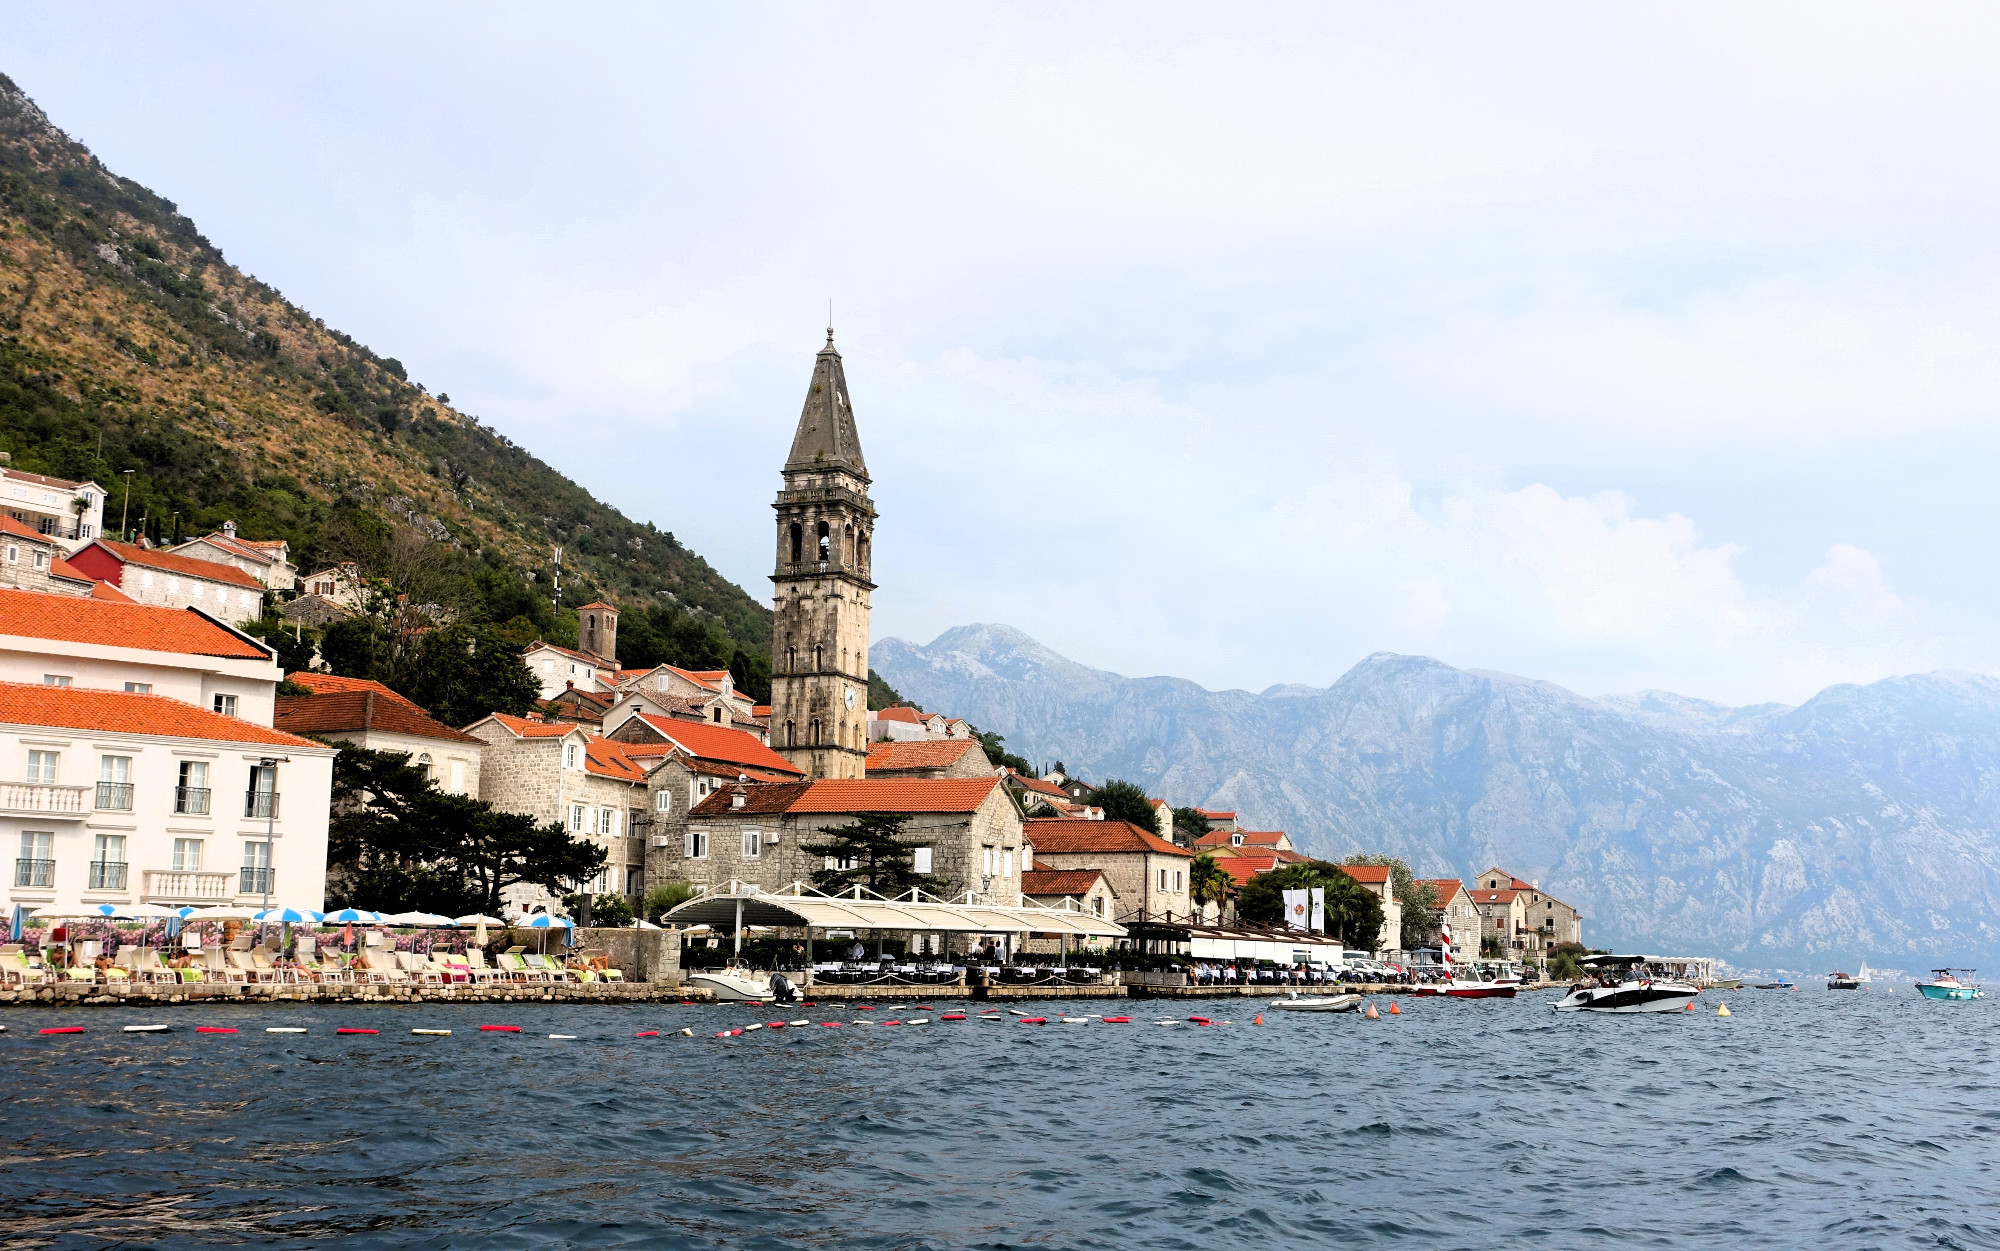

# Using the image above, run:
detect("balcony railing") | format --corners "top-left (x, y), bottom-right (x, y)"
top-left (174, 787), bottom-right (212, 816)
top-left (240, 866), bottom-right (275, 895)
top-left (95, 781), bottom-right (134, 811)
top-left (88, 860), bottom-right (128, 890)
top-left (243, 791), bottom-right (280, 820)
top-left (0, 781), bottom-right (90, 817)
top-left (13, 857), bottom-right (53, 888)
top-left (143, 869), bottom-right (232, 904)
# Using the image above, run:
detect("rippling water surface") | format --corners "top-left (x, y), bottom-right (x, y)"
top-left (3, 989), bottom-right (1997, 1249)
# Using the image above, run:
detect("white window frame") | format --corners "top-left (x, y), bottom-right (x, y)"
top-left (654, 790), bottom-right (671, 811)
top-left (741, 827), bottom-right (761, 859)
top-left (213, 694), bottom-right (238, 717)
top-left (568, 803), bottom-right (584, 831)
top-left (685, 828), bottom-right (709, 859)
top-left (563, 743), bottom-right (580, 770)
top-left (172, 837), bottom-right (203, 872)
top-left (123, 681), bottom-right (151, 694)
top-left (26, 750), bottom-right (58, 783)
top-left (43, 674), bottom-right (71, 687)
top-left (912, 847), bottom-right (932, 875)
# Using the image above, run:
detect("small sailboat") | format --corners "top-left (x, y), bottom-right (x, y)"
top-left (1857, 961), bottom-right (1873, 985)
top-left (1915, 969), bottom-right (1984, 1001)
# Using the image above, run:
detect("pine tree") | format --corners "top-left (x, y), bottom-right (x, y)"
top-left (800, 813), bottom-right (949, 897)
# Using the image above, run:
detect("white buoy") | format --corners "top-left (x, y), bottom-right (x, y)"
top-left (789, 1019), bottom-right (811, 1026)
top-left (742, 1023), bottom-right (763, 1031)
top-left (1716, 1003), bottom-right (1731, 1017)
top-left (413, 1029), bottom-right (451, 1036)
top-left (679, 1028), bottom-right (694, 1037)
top-left (123, 1024), bottom-right (171, 1033)
top-left (266, 1027), bottom-right (307, 1034)
top-left (548, 1034), bottom-right (576, 1040)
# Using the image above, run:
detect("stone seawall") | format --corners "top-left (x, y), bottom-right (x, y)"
top-left (1, 982), bottom-right (706, 1008)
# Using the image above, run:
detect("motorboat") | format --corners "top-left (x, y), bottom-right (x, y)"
top-left (1827, 971), bottom-right (1862, 991)
top-left (1556, 955), bottom-right (1699, 1014)
top-left (685, 959), bottom-right (774, 1002)
top-left (1916, 969), bottom-right (1984, 1001)
top-left (1269, 991), bottom-right (1363, 1013)
top-left (1753, 979), bottom-right (1795, 990)
top-left (1412, 975), bottom-right (1517, 999)
top-left (1710, 978), bottom-right (1744, 990)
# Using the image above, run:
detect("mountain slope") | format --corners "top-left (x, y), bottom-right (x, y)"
top-left (0, 74), bottom-right (771, 657)
top-left (874, 625), bottom-right (2000, 965)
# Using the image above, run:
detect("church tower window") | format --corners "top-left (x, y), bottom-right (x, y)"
top-left (790, 523), bottom-right (803, 565)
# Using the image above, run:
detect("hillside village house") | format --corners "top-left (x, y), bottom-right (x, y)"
top-left (0, 516), bottom-right (122, 598)
top-left (868, 705), bottom-right (972, 743)
top-left (1025, 818), bottom-right (1194, 926)
top-left (0, 590), bottom-right (334, 915)
top-left (1472, 867), bottom-right (1583, 965)
top-left (1426, 878), bottom-right (1480, 967)
top-left (169, 521), bottom-right (297, 592)
top-left (65, 539), bottom-right (266, 625)
top-left (0, 466), bottom-right (104, 552)
top-left (274, 673), bottom-right (483, 797)
top-left (1338, 863), bottom-right (1405, 956)
top-left (523, 641), bottom-right (615, 701)
top-left (602, 713), bottom-right (801, 817)
top-left (599, 664), bottom-right (761, 734)
top-left (462, 712), bottom-right (652, 909)
top-left (1020, 865), bottom-right (1119, 953)
top-left (297, 563), bottom-right (368, 608)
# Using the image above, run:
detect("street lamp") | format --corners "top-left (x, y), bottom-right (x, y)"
top-left (118, 470), bottom-right (134, 541)
top-left (256, 755), bottom-right (289, 909)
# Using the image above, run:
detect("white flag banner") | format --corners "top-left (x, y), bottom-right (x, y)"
top-left (1309, 887), bottom-right (1325, 933)
top-left (1282, 889), bottom-right (1309, 931)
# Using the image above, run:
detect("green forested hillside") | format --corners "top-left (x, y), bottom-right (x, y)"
top-left (0, 73), bottom-right (774, 696)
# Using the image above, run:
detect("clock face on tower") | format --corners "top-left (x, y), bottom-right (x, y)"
top-left (844, 686), bottom-right (857, 710)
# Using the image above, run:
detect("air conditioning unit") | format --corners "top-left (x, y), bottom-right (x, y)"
top-left (763, 831), bottom-right (780, 845)
top-left (651, 835), bottom-right (671, 848)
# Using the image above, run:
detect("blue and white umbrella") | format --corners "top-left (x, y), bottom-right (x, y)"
top-left (320, 908), bottom-right (384, 924)
top-left (515, 914), bottom-right (574, 929)
top-left (252, 907), bottom-right (323, 924)
top-left (8, 903), bottom-right (22, 944)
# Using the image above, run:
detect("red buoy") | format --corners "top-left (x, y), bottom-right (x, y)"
top-left (1187, 1016), bottom-right (1211, 1024)
top-left (880, 1020), bottom-right (902, 1027)
top-left (634, 1031), bottom-right (660, 1037)
top-left (335, 1028), bottom-right (378, 1035)
top-left (478, 1025), bottom-right (522, 1032)
top-left (1019, 1017), bottom-right (1047, 1025)
top-left (194, 1026), bottom-right (237, 1034)
top-left (820, 1021), bottom-right (842, 1028)
top-left (1102, 1016), bottom-right (1133, 1024)
top-left (941, 1013), bottom-right (967, 1020)
top-left (39, 1026), bottom-right (85, 1034)
top-left (767, 1022), bottom-right (786, 1029)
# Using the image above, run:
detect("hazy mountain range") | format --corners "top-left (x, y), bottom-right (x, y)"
top-left (874, 624), bottom-right (2000, 966)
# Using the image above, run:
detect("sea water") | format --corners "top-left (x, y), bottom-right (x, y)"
top-left (2, 989), bottom-right (1995, 1248)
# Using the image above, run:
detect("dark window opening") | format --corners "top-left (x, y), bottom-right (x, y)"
top-left (789, 522), bottom-right (802, 564)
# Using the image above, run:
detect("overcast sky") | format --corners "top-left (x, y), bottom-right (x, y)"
top-left (9, 4), bottom-right (1999, 705)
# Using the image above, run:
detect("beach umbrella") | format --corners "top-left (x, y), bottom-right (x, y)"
top-left (515, 912), bottom-right (573, 955)
top-left (8, 903), bottom-right (21, 943)
top-left (321, 908), bottom-right (384, 924)
top-left (32, 903), bottom-right (136, 919)
top-left (454, 914), bottom-right (503, 948)
top-left (183, 906), bottom-right (266, 922)
top-left (381, 911), bottom-right (452, 926)
top-left (252, 907), bottom-right (322, 924)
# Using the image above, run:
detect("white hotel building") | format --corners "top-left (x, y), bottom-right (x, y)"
top-left (0, 589), bottom-right (334, 916)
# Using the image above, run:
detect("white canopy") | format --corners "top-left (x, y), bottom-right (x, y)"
top-left (661, 880), bottom-right (1127, 939)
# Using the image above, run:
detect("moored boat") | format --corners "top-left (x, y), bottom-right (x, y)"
top-left (1827, 971), bottom-right (1861, 990)
top-left (685, 959), bottom-right (774, 1002)
top-left (1556, 955), bottom-right (1700, 1014)
top-left (1269, 991), bottom-right (1363, 1013)
top-left (1915, 969), bottom-right (1984, 1001)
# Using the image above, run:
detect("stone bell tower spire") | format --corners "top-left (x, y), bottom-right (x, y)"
top-left (770, 328), bottom-right (875, 779)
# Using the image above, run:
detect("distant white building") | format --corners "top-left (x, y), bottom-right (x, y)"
top-left (0, 466), bottom-right (104, 554)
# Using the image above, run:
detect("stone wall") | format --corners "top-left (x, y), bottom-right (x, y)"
top-left (565, 926), bottom-right (682, 984)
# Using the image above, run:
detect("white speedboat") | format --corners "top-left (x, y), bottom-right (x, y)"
top-left (1556, 956), bottom-right (1699, 1014)
top-left (685, 959), bottom-right (773, 1002)
top-left (1269, 992), bottom-right (1363, 1013)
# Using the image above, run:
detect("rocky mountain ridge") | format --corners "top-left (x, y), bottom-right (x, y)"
top-left (874, 624), bottom-right (2000, 964)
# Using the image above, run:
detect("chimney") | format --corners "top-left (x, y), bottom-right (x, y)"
top-left (730, 782), bottom-right (748, 810)
top-left (525, 711), bottom-right (544, 722)
top-left (223, 520), bottom-right (237, 538)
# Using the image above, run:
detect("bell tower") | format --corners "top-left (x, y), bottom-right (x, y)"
top-left (770, 327), bottom-right (875, 779)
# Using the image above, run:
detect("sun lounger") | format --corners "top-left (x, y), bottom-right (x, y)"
top-left (523, 953), bottom-right (576, 982)
top-left (495, 952), bottom-right (540, 982)
top-left (397, 951), bottom-right (444, 984)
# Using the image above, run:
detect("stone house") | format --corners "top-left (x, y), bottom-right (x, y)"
top-left (273, 673), bottom-right (482, 797)
top-left (65, 540), bottom-right (266, 625)
top-left (603, 714), bottom-right (805, 859)
top-left (1200, 810), bottom-right (1239, 834)
top-left (1338, 864), bottom-right (1405, 956)
top-left (297, 563), bottom-right (368, 610)
top-left (863, 737), bottom-right (994, 779)
top-left (0, 515), bottom-right (111, 597)
top-left (868, 705), bottom-right (972, 743)
top-left (1472, 867), bottom-right (1583, 964)
top-left (522, 641), bottom-right (614, 701)
top-left (0, 465), bottom-right (104, 552)
top-left (1424, 878), bottom-right (1480, 968)
top-left (660, 777), bottom-right (1027, 917)
top-left (170, 521), bottom-right (297, 591)
top-left (1020, 866), bottom-right (1119, 954)
top-left (1024, 818), bottom-right (1195, 925)
top-left (1193, 827), bottom-right (1296, 854)
top-left (601, 664), bottom-right (762, 736)
top-left (999, 768), bottom-right (1082, 816)
top-left (461, 712), bottom-right (650, 910)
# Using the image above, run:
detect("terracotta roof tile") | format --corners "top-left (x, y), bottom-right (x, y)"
top-left (0, 588), bottom-right (269, 658)
top-left (1, 468), bottom-right (87, 490)
top-left (866, 739), bottom-right (980, 772)
top-left (628, 714), bottom-right (802, 776)
top-left (1193, 829), bottom-right (1287, 848)
top-left (0, 680), bottom-right (318, 747)
top-left (276, 676), bottom-right (483, 745)
top-left (1219, 855), bottom-right (1279, 884)
top-left (183, 534), bottom-right (280, 565)
top-left (85, 540), bottom-right (265, 590)
top-left (524, 641), bottom-right (606, 667)
top-left (585, 738), bottom-right (647, 782)
top-left (1473, 889), bottom-right (1518, 903)
top-left (872, 706), bottom-right (929, 724)
top-left (1424, 879), bottom-right (1470, 904)
top-left (574, 601), bottom-right (617, 611)
top-left (1340, 865), bottom-right (1392, 885)
top-left (0, 515), bottom-right (58, 545)
top-left (480, 711), bottom-right (588, 739)
top-left (1201, 810), bottom-right (1236, 820)
top-left (689, 777), bottom-right (1000, 816)
top-left (1009, 775), bottom-right (1070, 799)
top-left (1021, 818), bottom-right (1192, 858)
top-left (1021, 868), bottom-right (1108, 897)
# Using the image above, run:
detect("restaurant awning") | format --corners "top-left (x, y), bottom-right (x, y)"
top-left (660, 880), bottom-right (1127, 939)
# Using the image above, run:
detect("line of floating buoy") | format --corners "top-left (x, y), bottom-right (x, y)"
top-left (548, 1034), bottom-right (576, 1040)
top-left (40, 1026), bottom-right (84, 1034)
top-left (478, 1024), bottom-right (520, 1032)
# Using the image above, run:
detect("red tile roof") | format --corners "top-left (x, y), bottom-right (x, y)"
top-left (689, 776), bottom-right (1002, 816)
top-left (1424, 879), bottom-right (1470, 904)
top-left (628, 714), bottom-right (803, 776)
top-left (478, 711), bottom-right (588, 739)
top-left (1201, 810), bottom-right (1236, 819)
top-left (872, 705), bottom-right (930, 724)
top-left (1008, 774), bottom-right (1071, 799)
top-left (0, 515), bottom-right (58, 545)
top-left (574, 601), bottom-right (616, 611)
top-left (1021, 868), bottom-right (1108, 898)
top-left (585, 738), bottom-right (648, 783)
top-left (83, 578), bottom-right (135, 603)
top-left (525, 641), bottom-right (606, 667)
top-left (1, 468), bottom-right (88, 490)
top-left (1022, 819), bottom-right (1191, 859)
top-left (866, 739), bottom-right (981, 772)
top-left (0, 588), bottom-right (270, 658)
top-left (1218, 855), bottom-right (1280, 884)
top-left (1473, 889), bottom-right (1519, 904)
top-left (752, 704), bottom-right (772, 717)
top-left (1193, 829), bottom-right (1287, 848)
top-left (276, 675), bottom-right (483, 744)
top-left (183, 534), bottom-right (282, 566)
top-left (0, 680), bottom-right (318, 747)
top-left (83, 540), bottom-right (264, 590)
top-left (1340, 865), bottom-right (1392, 886)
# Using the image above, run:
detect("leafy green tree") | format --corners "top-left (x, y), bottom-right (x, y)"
top-left (972, 726), bottom-right (1033, 775)
top-left (239, 613), bottom-right (318, 673)
top-left (400, 623), bottom-right (540, 727)
top-left (1341, 854), bottom-right (1435, 949)
top-left (1173, 806), bottom-right (1212, 843)
top-left (643, 881), bottom-right (696, 924)
top-left (319, 615), bottom-right (383, 680)
top-left (1236, 860), bottom-right (1386, 948)
top-left (866, 669), bottom-right (905, 712)
top-left (1086, 778), bottom-right (1158, 830)
top-left (322, 744), bottom-right (604, 914)
top-left (1190, 852), bottom-right (1232, 909)
top-left (800, 813), bottom-right (949, 896)
top-left (564, 890), bottom-right (634, 927)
